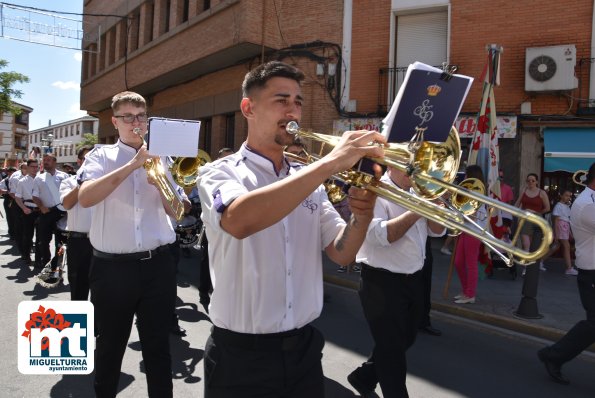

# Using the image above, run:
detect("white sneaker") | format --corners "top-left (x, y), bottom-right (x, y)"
top-left (440, 247), bottom-right (452, 255)
top-left (455, 296), bottom-right (476, 304)
top-left (521, 268), bottom-right (526, 277)
top-left (565, 268), bottom-right (578, 276)
top-left (454, 293), bottom-right (464, 300)
top-left (539, 261), bottom-right (547, 271)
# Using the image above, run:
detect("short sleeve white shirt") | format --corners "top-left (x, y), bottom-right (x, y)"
top-left (32, 170), bottom-right (69, 208)
top-left (59, 175), bottom-right (93, 233)
top-left (552, 202), bottom-right (571, 223)
top-left (78, 140), bottom-right (176, 253)
top-left (356, 173), bottom-right (444, 274)
top-left (198, 143), bottom-right (345, 334)
top-left (8, 170), bottom-right (23, 193)
top-left (570, 187), bottom-right (595, 270)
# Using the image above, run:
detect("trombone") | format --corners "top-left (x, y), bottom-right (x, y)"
top-left (285, 121), bottom-right (553, 265)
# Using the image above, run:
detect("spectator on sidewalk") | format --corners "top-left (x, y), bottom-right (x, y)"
top-left (453, 165), bottom-right (488, 304)
top-left (537, 162), bottom-right (595, 385)
top-left (552, 189), bottom-right (577, 276)
top-left (515, 172), bottom-right (550, 273)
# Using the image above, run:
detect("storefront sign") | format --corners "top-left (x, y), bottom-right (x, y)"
top-left (333, 115), bottom-right (517, 139)
top-left (455, 115), bottom-right (517, 138)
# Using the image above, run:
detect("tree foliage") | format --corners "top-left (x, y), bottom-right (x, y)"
top-left (77, 133), bottom-right (98, 149)
top-left (0, 59), bottom-right (30, 115)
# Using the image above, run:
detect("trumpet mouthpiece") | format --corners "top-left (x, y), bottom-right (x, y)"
top-left (286, 121), bottom-right (299, 135)
top-left (133, 127), bottom-right (142, 135)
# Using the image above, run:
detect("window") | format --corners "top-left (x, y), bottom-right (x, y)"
top-left (15, 112), bottom-right (28, 125)
top-left (182, 0), bottom-right (189, 23)
top-left (164, 0), bottom-right (171, 32)
top-left (200, 117), bottom-right (212, 155)
top-left (225, 114), bottom-right (235, 149)
top-left (202, 0), bottom-right (210, 12)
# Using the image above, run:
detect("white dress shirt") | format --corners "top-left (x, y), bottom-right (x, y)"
top-left (356, 173), bottom-right (444, 274)
top-left (570, 186), bottom-right (595, 270)
top-left (32, 169), bottom-right (69, 209)
top-left (198, 143), bottom-right (345, 334)
top-left (8, 170), bottom-right (23, 194)
top-left (15, 175), bottom-right (37, 207)
top-left (59, 175), bottom-right (93, 234)
top-left (78, 140), bottom-right (176, 253)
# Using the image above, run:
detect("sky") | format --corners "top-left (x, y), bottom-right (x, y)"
top-left (0, 1), bottom-right (86, 130)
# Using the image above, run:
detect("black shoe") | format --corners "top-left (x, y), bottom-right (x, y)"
top-left (419, 325), bottom-right (442, 336)
top-left (170, 324), bottom-right (187, 337)
top-left (347, 371), bottom-right (379, 398)
top-left (537, 349), bottom-right (570, 385)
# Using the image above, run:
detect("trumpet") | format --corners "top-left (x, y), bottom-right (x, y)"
top-left (285, 121), bottom-right (553, 265)
top-left (572, 170), bottom-right (587, 187)
top-left (134, 127), bottom-right (185, 221)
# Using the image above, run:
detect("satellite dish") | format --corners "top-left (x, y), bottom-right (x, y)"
top-left (528, 55), bottom-right (557, 82)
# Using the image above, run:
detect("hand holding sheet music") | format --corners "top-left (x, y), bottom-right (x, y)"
top-left (382, 62), bottom-right (473, 143)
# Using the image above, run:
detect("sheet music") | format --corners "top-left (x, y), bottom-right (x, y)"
top-left (147, 117), bottom-right (201, 157)
top-left (382, 62), bottom-right (474, 143)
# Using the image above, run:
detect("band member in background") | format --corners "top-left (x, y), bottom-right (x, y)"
top-left (59, 146), bottom-right (93, 300)
top-left (14, 159), bottom-right (41, 267)
top-left (0, 166), bottom-right (18, 241)
top-left (78, 91), bottom-right (177, 398)
top-left (9, 163), bottom-right (27, 255)
top-left (198, 147), bottom-right (234, 315)
top-left (198, 61), bottom-right (385, 397)
top-left (538, 162), bottom-right (595, 385)
top-left (348, 166), bottom-right (445, 398)
top-left (31, 154), bottom-right (69, 268)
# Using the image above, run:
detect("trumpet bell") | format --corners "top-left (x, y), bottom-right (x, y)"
top-left (170, 149), bottom-right (212, 189)
top-left (384, 127), bottom-right (461, 199)
top-left (451, 178), bottom-right (486, 215)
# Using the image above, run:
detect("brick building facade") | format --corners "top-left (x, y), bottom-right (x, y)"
top-left (81, 0), bottom-right (595, 198)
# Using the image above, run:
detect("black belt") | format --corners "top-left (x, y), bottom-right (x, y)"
top-left (212, 325), bottom-right (309, 351)
top-left (362, 263), bottom-right (422, 277)
top-left (93, 244), bottom-right (172, 262)
top-left (68, 231), bottom-right (88, 239)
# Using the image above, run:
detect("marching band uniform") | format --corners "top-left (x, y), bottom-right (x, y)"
top-left (8, 167), bottom-right (25, 255)
top-left (14, 167), bottom-right (40, 266)
top-left (79, 139), bottom-right (177, 397)
top-left (32, 164), bottom-right (68, 267)
top-left (198, 145), bottom-right (345, 397)
top-left (59, 175), bottom-right (93, 300)
top-left (349, 170), bottom-right (445, 398)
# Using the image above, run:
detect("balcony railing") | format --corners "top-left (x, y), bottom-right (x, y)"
top-left (377, 64), bottom-right (457, 116)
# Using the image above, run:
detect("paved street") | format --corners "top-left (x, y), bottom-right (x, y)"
top-left (1, 213), bottom-right (594, 397)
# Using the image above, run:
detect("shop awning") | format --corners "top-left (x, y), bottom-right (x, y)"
top-left (543, 128), bottom-right (595, 172)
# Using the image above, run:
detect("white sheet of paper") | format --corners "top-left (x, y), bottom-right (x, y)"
top-left (147, 117), bottom-right (201, 157)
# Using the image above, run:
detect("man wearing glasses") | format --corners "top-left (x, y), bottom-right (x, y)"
top-left (78, 91), bottom-right (178, 397)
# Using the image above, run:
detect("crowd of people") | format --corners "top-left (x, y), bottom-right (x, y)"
top-left (1, 60), bottom-right (593, 397)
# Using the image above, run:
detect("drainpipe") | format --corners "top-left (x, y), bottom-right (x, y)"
top-left (340, 0), bottom-right (353, 112)
top-left (590, 0), bottom-right (595, 105)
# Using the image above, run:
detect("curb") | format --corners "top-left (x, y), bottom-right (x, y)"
top-left (323, 273), bottom-right (595, 353)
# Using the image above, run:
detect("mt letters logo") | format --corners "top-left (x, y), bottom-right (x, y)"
top-left (18, 301), bottom-right (94, 374)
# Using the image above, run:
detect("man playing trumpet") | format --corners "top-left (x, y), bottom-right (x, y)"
top-left (198, 61), bottom-right (385, 397)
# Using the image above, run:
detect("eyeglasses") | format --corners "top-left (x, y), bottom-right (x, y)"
top-left (114, 113), bottom-right (148, 123)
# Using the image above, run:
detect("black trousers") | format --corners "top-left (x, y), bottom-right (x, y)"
top-left (37, 207), bottom-right (64, 266)
top-left (90, 246), bottom-right (177, 398)
top-left (10, 203), bottom-right (24, 254)
top-left (21, 210), bottom-right (39, 262)
top-left (545, 269), bottom-right (595, 364)
top-left (353, 264), bottom-right (423, 398)
top-left (420, 238), bottom-right (434, 328)
top-left (66, 235), bottom-right (93, 300)
top-left (204, 324), bottom-right (325, 398)
top-left (3, 197), bottom-right (16, 239)
top-left (199, 237), bottom-right (212, 306)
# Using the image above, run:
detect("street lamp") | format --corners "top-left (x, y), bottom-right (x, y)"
top-left (41, 133), bottom-right (54, 154)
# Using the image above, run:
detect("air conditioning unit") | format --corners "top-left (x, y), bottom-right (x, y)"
top-left (525, 45), bottom-right (578, 92)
